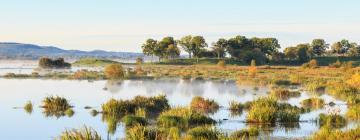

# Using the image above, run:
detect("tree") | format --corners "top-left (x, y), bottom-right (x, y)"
top-left (311, 39), bottom-right (328, 56)
top-left (331, 42), bottom-right (343, 55)
top-left (331, 39), bottom-right (353, 56)
top-left (104, 64), bottom-right (124, 79)
top-left (178, 35), bottom-right (193, 58)
top-left (166, 44), bottom-right (180, 59)
top-left (296, 44), bottom-right (311, 62)
top-left (227, 35), bottom-right (250, 58)
top-left (38, 57), bottom-right (71, 69)
top-left (191, 36), bottom-right (208, 60)
top-left (284, 47), bottom-right (298, 60)
top-left (347, 43), bottom-right (359, 56)
top-left (141, 39), bottom-right (157, 61)
top-left (211, 38), bottom-right (228, 58)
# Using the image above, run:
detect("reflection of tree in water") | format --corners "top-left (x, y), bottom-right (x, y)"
top-left (140, 79), bottom-right (179, 96)
top-left (179, 79), bottom-right (206, 96)
top-left (212, 80), bottom-right (240, 95)
top-left (104, 80), bottom-right (123, 94)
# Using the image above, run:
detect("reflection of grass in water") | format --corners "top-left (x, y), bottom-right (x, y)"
top-left (56, 126), bottom-right (101, 140)
top-left (229, 101), bottom-right (244, 117)
top-left (269, 88), bottom-right (301, 101)
top-left (24, 101), bottom-right (33, 114)
top-left (319, 113), bottom-right (347, 129)
top-left (190, 96), bottom-right (219, 114)
top-left (65, 108), bottom-right (75, 117)
top-left (301, 98), bottom-right (325, 109)
top-left (185, 126), bottom-right (223, 140)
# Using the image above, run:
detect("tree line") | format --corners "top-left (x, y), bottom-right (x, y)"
top-left (141, 35), bottom-right (360, 64)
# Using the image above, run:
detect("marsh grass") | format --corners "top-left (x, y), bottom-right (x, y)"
top-left (229, 101), bottom-right (244, 116)
top-left (157, 107), bottom-right (215, 129)
top-left (269, 88), bottom-right (301, 100)
top-left (122, 115), bottom-right (148, 127)
top-left (24, 101), bottom-right (33, 114)
top-left (301, 98), bottom-right (325, 109)
top-left (185, 126), bottom-right (223, 140)
top-left (65, 108), bottom-right (75, 117)
top-left (346, 104), bottom-right (360, 120)
top-left (319, 113), bottom-right (347, 128)
top-left (311, 126), bottom-right (360, 140)
top-left (42, 96), bottom-right (72, 118)
top-left (126, 125), bottom-right (166, 140)
top-left (190, 96), bottom-right (219, 114)
top-left (56, 126), bottom-right (101, 140)
top-left (230, 127), bottom-right (259, 139)
top-left (101, 95), bottom-right (169, 117)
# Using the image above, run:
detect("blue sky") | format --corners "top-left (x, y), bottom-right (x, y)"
top-left (0, 0), bottom-right (359, 52)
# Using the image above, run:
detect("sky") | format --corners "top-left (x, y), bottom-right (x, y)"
top-left (0, 0), bottom-right (360, 52)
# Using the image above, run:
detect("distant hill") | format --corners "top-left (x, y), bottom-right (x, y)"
top-left (0, 42), bottom-right (144, 60)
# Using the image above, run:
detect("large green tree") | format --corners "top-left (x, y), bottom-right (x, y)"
top-left (311, 39), bottom-right (328, 56)
top-left (141, 39), bottom-right (157, 60)
top-left (178, 35), bottom-right (193, 58)
top-left (211, 38), bottom-right (228, 58)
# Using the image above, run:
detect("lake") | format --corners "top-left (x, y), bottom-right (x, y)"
top-left (0, 77), bottom-right (357, 139)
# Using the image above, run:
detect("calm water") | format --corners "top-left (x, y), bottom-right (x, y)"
top-left (0, 77), bottom-right (357, 140)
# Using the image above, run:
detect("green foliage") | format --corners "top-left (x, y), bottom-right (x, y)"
top-left (122, 115), bottom-right (148, 127)
top-left (56, 126), bottom-right (101, 140)
top-left (101, 95), bottom-right (169, 117)
top-left (319, 114), bottom-right (347, 128)
top-left (185, 126), bottom-right (222, 140)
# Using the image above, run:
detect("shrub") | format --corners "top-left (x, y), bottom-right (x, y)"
top-left (319, 113), bottom-right (347, 128)
top-left (246, 97), bottom-right (277, 123)
top-left (56, 126), bottom-right (101, 140)
top-left (302, 59), bottom-right (318, 69)
top-left (190, 96), bottom-right (219, 113)
top-left (122, 115), bottom-right (148, 127)
top-left (248, 59), bottom-right (257, 78)
top-left (230, 127), bottom-right (259, 139)
top-left (104, 64), bottom-right (125, 79)
top-left (329, 59), bottom-right (342, 68)
top-left (301, 98), bottom-right (324, 109)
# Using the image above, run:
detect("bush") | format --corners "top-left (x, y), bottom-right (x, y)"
top-left (190, 96), bottom-right (219, 113)
top-left (104, 64), bottom-right (125, 79)
top-left (246, 97), bottom-right (278, 123)
top-left (56, 126), bottom-right (101, 140)
top-left (302, 59), bottom-right (318, 69)
top-left (122, 115), bottom-right (148, 127)
top-left (319, 113), bottom-right (347, 128)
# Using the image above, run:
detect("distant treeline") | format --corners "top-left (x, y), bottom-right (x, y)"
top-left (141, 35), bottom-right (360, 64)
top-left (38, 57), bottom-right (71, 69)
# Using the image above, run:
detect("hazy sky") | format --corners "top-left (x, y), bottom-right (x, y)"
top-left (0, 0), bottom-right (359, 52)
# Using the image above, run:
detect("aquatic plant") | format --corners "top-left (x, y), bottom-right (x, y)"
top-left (126, 125), bottom-right (164, 140)
top-left (346, 104), bottom-right (360, 120)
top-left (246, 97), bottom-right (278, 123)
top-left (158, 107), bottom-right (215, 128)
top-left (319, 113), bottom-right (347, 128)
top-left (185, 126), bottom-right (222, 140)
top-left (301, 98), bottom-right (324, 109)
top-left (311, 126), bottom-right (360, 140)
top-left (229, 101), bottom-right (244, 116)
top-left (230, 127), bottom-right (259, 139)
top-left (269, 88), bottom-right (301, 100)
top-left (101, 95), bottom-right (169, 117)
top-left (56, 126), bottom-right (101, 140)
top-left (65, 108), bottom-right (75, 117)
top-left (24, 101), bottom-right (33, 114)
top-left (42, 96), bottom-right (72, 118)
top-left (135, 108), bottom-right (147, 118)
top-left (190, 96), bottom-right (219, 113)
top-left (122, 115), bottom-right (148, 127)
